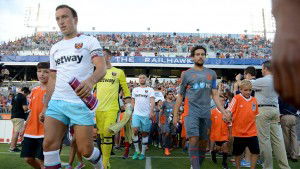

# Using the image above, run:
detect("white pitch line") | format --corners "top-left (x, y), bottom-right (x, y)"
top-left (145, 157), bottom-right (152, 169)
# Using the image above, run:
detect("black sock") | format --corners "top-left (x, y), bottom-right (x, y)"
top-left (211, 150), bottom-right (217, 163)
top-left (222, 153), bottom-right (228, 165)
top-left (96, 134), bottom-right (101, 152)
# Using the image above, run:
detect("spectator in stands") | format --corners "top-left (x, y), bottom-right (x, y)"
top-left (0, 95), bottom-right (3, 112)
top-left (0, 32), bottom-right (272, 59)
top-left (134, 50), bottom-right (142, 56)
top-left (9, 87), bottom-right (30, 152)
top-left (1, 96), bottom-right (8, 113)
top-left (7, 94), bottom-right (13, 113)
top-left (8, 87), bottom-right (15, 95)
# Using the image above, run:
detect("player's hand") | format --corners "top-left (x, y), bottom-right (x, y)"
top-left (75, 78), bottom-right (94, 98)
top-left (125, 103), bottom-right (132, 110)
top-left (39, 113), bottom-right (45, 123)
top-left (222, 110), bottom-right (231, 123)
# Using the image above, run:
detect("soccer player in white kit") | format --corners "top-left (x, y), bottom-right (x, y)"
top-left (40, 5), bottom-right (106, 169)
top-left (131, 74), bottom-right (155, 160)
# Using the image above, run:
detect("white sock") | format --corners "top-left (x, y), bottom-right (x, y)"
top-left (43, 150), bottom-right (61, 167)
top-left (85, 147), bottom-right (102, 167)
top-left (93, 156), bottom-right (103, 169)
top-left (133, 135), bottom-right (140, 153)
top-left (141, 136), bottom-right (148, 155)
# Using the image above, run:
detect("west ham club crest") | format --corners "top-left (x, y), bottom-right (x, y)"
top-left (75, 43), bottom-right (83, 49)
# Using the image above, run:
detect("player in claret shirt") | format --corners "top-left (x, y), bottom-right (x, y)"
top-left (41, 5), bottom-right (106, 169)
top-left (131, 74), bottom-right (155, 160)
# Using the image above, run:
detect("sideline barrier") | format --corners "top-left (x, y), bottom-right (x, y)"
top-left (0, 120), bottom-right (13, 143)
top-left (0, 120), bottom-right (22, 144)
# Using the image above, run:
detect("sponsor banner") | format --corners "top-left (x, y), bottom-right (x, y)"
top-left (0, 114), bottom-right (11, 120)
top-left (1, 55), bottom-right (266, 66)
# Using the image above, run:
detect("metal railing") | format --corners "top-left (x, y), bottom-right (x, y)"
top-left (0, 106), bottom-right (11, 114)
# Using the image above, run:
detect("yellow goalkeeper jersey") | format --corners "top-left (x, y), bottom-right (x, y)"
top-left (95, 67), bottom-right (131, 112)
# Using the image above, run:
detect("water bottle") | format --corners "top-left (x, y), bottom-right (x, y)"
top-left (68, 77), bottom-right (98, 111)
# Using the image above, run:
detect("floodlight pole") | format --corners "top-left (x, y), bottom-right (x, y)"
top-left (34, 3), bottom-right (40, 34)
top-left (262, 8), bottom-right (267, 40)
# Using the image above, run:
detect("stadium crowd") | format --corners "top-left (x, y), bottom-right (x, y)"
top-left (0, 32), bottom-right (272, 59)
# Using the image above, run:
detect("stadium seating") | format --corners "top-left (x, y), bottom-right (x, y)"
top-left (0, 32), bottom-right (272, 59)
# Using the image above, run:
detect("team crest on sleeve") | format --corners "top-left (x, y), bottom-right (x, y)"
top-left (145, 90), bottom-right (148, 93)
top-left (112, 72), bottom-right (117, 76)
top-left (75, 43), bottom-right (83, 49)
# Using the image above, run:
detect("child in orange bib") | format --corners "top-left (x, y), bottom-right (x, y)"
top-left (227, 80), bottom-right (259, 169)
top-left (210, 94), bottom-right (230, 169)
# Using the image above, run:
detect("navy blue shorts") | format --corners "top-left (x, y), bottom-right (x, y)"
top-left (232, 136), bottom-right (260, 156)
top-left (21, 137), bottom-right (44, 160)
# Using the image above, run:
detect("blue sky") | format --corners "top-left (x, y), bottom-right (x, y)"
top-left (0, 0), bottom-right (273, 42)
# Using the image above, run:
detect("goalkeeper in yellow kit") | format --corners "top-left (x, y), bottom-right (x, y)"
top-left (95, 49), bottom-right (131, 169)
